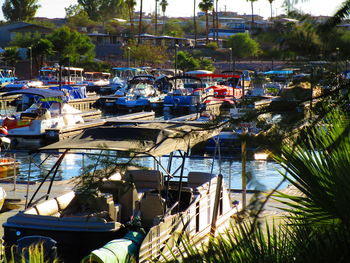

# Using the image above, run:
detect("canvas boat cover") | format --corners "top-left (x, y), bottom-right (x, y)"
top-left (41, 122), bottom-right (221, 156)
top-left (1, 88), bottom-right (64, 98)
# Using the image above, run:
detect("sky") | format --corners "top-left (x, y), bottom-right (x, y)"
top-left (0, 0), bottom-right (346, 20)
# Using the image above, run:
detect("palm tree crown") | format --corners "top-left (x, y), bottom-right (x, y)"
top-left (199, 0), bottom-right (214, 43)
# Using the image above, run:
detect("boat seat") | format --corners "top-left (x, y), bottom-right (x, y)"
top-left (140, 192), bottom-right (165, 228)
top-left (123, 170), bottom-right (164, 192)
top-left (187, 172), bottom-right (213, 188)
top-left (55, 191), bottom-right (75, 211)
top-left (35, 199), bottom-right (60, 216)
top-left (99, 180), bottom-right (139, 223)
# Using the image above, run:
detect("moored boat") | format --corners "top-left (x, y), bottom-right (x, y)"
top-left (0, 88), bottom-right (98, 148)
top-left (3, 122), bottom-right (241, 262)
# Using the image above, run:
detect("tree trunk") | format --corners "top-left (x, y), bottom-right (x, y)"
top-left (155, 0), bottom-right (158, 35)
top-left (212, 7), bottom-right (215, 42)
top-left (251, 1), bottom-right (254, 31)
top-left (205, 11), bottom-right (209, 43)
top-left (129, 6), bottom-right (134, 36)
top-left (194, 0), bottom-right (197, 46)
top-left (270, 2), bottom-right (273, 20)
top-left (138, 0), bottom-right (143, 45)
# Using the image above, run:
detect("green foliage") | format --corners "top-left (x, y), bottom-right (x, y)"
top-left (167, 92), bottom-right (350, 263)
top-left (323, 0), bottom-right (350, 28)
top-left (77, 0), bottom-right (125, 22)
top-left (27, 19), bottom-right (55, 29)
top-left (65, 4), bottom-right (97, 29)
top-left (32, 39), bottom-right (54, 69)
top-left (10, 32), bottom-right (41, 48)
top-left (176, 51), bottom-right (200, 72)
top-left (46, 26), bottom-right (95, 64)
top-left (2, 0), bottom-right (40, 22)
top-left (128, 44), bottom-right (168, 66)
top-left (283, 23), bottom-right (321, 59)
top-left (77, 60), bottom-right (112, 72)
top-left (5, 242), bottom-right (61, 262)
top-left (227, 33), bottom-right (261, 59)
top-left (199, 57), bottom-right (215, 71)
top-left (160, 0), bottom-right (168, 14)
top-left (205, 42), bottom-right (218, 51)
top-left (65, 4), bottom-right (86, 18)
top-left (2, 47), bottom-right (20, 66)
top-left (163, 20), bottom-right (184, 37)
top-left (198, 0), bottom-right (213, 13)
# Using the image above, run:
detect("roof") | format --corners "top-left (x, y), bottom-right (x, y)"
top-left (185, 70), bottom-right (214, 75)
top-left (1, 88), bottom-right (64, 98)
top-left (41, 123), bottom-right (221, 157)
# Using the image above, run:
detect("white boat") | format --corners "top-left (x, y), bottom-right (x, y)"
top-left (3, 122), bottom-right (241, 262)
top-left (0, 186), bottom-right (5, 211)
top-left (109, 67), bottom-right (148, 92)
top-left (115, 76), bottom-right (163, 111)
top-left (39, 66), bottom-right (84, 85)
top-left (0, 88), bottom-right (90, 147)
top-left (83, 72), bottom-right (111, 93)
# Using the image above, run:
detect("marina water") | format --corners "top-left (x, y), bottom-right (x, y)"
top-left (9, 151), bottom-right (288, 191)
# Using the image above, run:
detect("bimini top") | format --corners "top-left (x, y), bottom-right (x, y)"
top-left (41, 122), bottom-right (221, 156)
top-left (1, 88), bottom-right (64, 98)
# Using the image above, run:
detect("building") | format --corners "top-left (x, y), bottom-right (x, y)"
top-left (218, 17), bottom-right (246, 30)
top-left (0, 22), bottom-right (53, 47)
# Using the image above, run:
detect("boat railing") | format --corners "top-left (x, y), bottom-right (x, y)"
top-left (139, 177), bottom-right (226, 261)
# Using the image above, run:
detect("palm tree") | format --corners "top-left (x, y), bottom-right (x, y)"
top-left (166, 92), bottom-right (350, 262)
top-left (324, 0), bottom-right (350, 28)
top-left (155, 0), bottom-right (159, 35)
top-left (159, 0), bottom-right (168, 33)
top-left (138, 0), bottom-right (143, 45)
top-left (268, 0), bottom-right (274, 20)
top-left (125, 0), bottom-right (136, 36)
top-left (199, 0), bottom-right (214, 43)
top-left (246, 0), bottom-right (258, 30)
top-left (193, 0), bottom-right (197, 45)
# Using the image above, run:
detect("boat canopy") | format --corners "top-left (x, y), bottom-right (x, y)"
top-left (263, 70), bottom-right (293, 75)
top-left (1, 88), bottom-right (64, 98)
top-left (49, 85), bottom-right (87, 100)
top-left (41, 122), bottom-right (221, 157)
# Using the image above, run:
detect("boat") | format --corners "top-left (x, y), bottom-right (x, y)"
top-left (163, 76), bottom-right (206, 113)
top-left (3, 79), bottom-right (44, 91)
top-left (115, 75), bottom-right (164, 112)
top-left (0, 66), bottom-right (17, 87)
top-left (83, 72), bottom-right (111, 93)
top-left (0, 136), bottom-right (20, 177)
top-left (0, 88), bottom-right (97, 148)
top-left (109, 67), bottom-right (148, 93)
top-left (38, 66), bottom-right (84, 85)
top-left (191, 74), bottom-right (244, 111)
top-left (3, 122), bottom-right (241, 262)
top-left (0, 186), bottom-right (5, 211)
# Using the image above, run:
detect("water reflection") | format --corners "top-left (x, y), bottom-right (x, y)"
top-left (9, 152), bottom-right (288, 191)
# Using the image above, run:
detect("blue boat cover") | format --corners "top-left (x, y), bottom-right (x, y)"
top-left (1, 88), bottom-right (64, 98)
top-left (49, 85), bottom-right (87, 100)
top-left (263, 70), bottom-right (293, 75)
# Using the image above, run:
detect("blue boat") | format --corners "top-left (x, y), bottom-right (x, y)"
top-left (0, 66), bottom-right (17, 87)
top-left (115, 76), bottom-right (162, 112)
top-left (163, 76), bottom-right (205, 113)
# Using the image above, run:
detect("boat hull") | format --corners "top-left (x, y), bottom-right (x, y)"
top-left (3, 222), bottom-right (126, 263)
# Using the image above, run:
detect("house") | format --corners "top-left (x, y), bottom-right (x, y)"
top-left (208, 28), bottom-right (248, 39)
top-left (0, 22), bottom-right (53, 47)
top-left (218, 17), bottom-right (246, 30)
